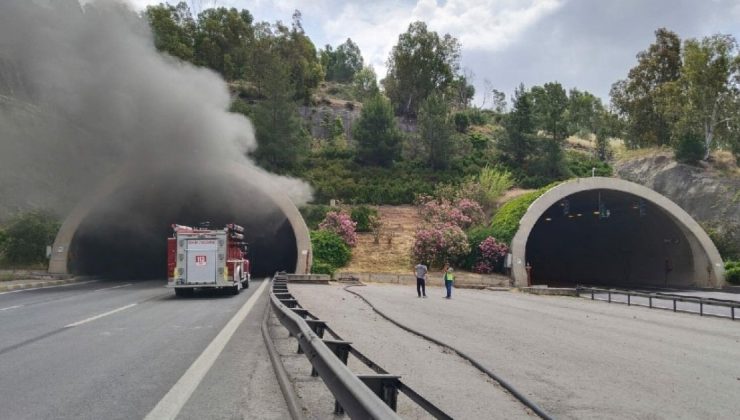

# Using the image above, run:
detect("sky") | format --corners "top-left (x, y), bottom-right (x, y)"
top-left (128, 0), bottom-right (740, 107)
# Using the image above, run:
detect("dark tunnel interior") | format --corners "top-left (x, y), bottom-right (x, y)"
top-left (526, 189), bottom-right (695, 288)
top-left (69, 171), bottom-right (298, 280)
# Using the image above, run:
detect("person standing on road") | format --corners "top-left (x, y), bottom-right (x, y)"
top-left (414, 262), bottom-right (428, 298)
top-left (443, 263), bottom-right (455, 299)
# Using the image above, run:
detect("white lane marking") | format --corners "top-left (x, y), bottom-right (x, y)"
top-left (64, 303), bottom-right (138, 328)
top-left (0, 305), bottom-right (23, 311)
top-left (0, 280), bottom-right (99, 295)
top-left (144, 279), bottom-right (269, 420)
top-left (93, 283), bottom-right (132, 292)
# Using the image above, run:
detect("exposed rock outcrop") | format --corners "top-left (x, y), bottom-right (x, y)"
top-left (615, 153), bottom-right (740, 243)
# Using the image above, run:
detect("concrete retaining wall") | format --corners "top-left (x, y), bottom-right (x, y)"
top-left (336, 271), bottom-right (511, 288)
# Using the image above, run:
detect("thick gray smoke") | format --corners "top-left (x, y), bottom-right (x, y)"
top-left (0, 0), bottom-right (312, 220)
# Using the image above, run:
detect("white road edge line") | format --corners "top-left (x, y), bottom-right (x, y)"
top-left (144, 279), bottom-right (269, 420)
top-left (93, 283), bottom-right (132, 292)
top-left (0, 305), bottom-right (23, 311)
top-left (0, 280), bottom-right (99, 295)
top-left (64, 303), bottom-right (138, 328)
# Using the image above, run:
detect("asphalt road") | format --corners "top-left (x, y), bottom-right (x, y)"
top-left (0, 278), bottom-right (287, 420)
top-left (291, 283), bottom-right (740, 419)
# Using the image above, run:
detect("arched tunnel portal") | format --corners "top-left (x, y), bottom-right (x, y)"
top-left (49, 164), bottom-right (311, 280)
top-left (511, 178), bottom-right (725, 288)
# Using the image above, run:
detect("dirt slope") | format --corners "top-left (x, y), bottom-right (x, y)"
top-left (340, 205), bottom-right (420, 274)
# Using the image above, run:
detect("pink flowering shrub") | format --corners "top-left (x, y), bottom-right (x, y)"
top-left (319, 211), bottom-right (357, 247)
top-left (417, 196), bottom-right (484, 230)
top-left (412, 223), bottom-right (470, 266)
top-left (473, 236), bottom-right (509, 274)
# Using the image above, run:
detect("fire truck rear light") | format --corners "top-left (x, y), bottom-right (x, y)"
top-left (177, 268), bottom-right (184, 275)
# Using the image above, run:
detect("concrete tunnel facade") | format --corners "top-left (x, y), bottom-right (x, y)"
top-left (49, 163), bottom-right (312, 279)
top-left (511, 177), bottom-right (725, 288)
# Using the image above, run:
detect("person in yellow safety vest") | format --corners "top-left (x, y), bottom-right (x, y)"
top-left (443, 263), bottom-right (454, 299)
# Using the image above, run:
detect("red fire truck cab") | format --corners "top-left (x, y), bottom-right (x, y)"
top-left (167, 223), bottom-right (250, 297)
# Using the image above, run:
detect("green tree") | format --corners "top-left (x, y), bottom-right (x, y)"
top-left (610, 28), bottom-right (682, 148)
top-left (675, 34), bottom-right (740, 159)
top-left (193, 7), bottom-right (254, 80)
top-left (271, 11), bottom-right (323, 102)
top-left (353, 95), bottom-right (402, 167)
top-left (322, 38), bottom-right (364, 82)
top-left (567, 88), bottom-right (606, 135)
top-left (498, 85), bottom-right (535, 166)
top-left (448, 74), bottom-right (476, 110)
top-left (250, 55), bottom-right (307, 171)
top-left (531, 82), bottom-right (570, 142)
top-left (383, 21), bottom-right (461, 116)
top-left (418, 93), bottom-right (454, 170)
top-left (145, 2), bottom-right (196, 62)
top-left (352, 66), bottom-right (379, 101)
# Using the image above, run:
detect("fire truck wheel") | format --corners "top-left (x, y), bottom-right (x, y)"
top-left (174, 288), bottom-right (194, 297)
top-left (230, 284), bottom-right (240, 295)
top-left (242, 275), bottom-right (249, 289)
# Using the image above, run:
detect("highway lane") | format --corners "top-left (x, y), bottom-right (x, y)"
top-left (0, 278), bottom-right (287, 420)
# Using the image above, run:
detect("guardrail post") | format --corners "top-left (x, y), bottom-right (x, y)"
top-left (608, 291), bottom-right (611, 303)
top-left (627, 294), bottom-right (630, 306)
top-left (649, 296), bottom-right (652, 308)
top-left (279, 298), bottom-right (299, 308)
top-left (673, 300), bottom-right (677, 312)
top-left (321, 339), bottom-right (353, 413)
top-left (700, 301), bottom-right (703, 316)
top-left (732, 306), bottom-right (735, 320)
top-left (306, 319), bottom-right (327, 338)
top-left (357, 375), bottom-right (402, 412)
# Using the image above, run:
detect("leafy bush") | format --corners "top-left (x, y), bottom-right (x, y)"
top-left (674, 131), bottom-right (706, 165)
top-left (565, 150), bottom-right (613, 177)
top-left (468, 133), bottom-right (490, 151)
top-left (300, 205), bottom-right (332, 230)
top-left (319, 211), bottom-right (358, 247)
top-left (412, 223), bottom-right (470, 267)
top-left (311, 260), bottom-right (336, 276)
top-left (703, 222), bottom-right (740, 261)
top-left (310, 230), bottom-right (351, 269)
top-left (478, 166), bottom-right (514, 207)
top-left (725, 261), bottom-right (740, 284)
top-left (453, 112), bottom-right (471, 133)
top-left (350, 205), bottom-right (378, 232)
top-left (1, 211), bottom-right (60, 266)
top-left (490, 184), bottom-right (556, 245)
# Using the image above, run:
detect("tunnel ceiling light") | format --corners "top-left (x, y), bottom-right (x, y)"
top-left (545, 217), bottom-right (552, 221)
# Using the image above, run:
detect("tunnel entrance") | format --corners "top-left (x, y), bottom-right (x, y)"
top-left (511, 178), bottom-right (725, 289)
top-left (67, 171), bottom-right (298, 280)
top-left (526, 189), bottom-right (692, 287)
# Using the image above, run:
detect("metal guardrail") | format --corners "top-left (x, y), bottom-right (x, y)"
top-left (577, 286), bottom-right (740, 320)
top-left (269, 273), bottom-right (453, 419)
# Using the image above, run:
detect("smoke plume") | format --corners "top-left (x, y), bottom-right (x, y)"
top-left (0, 0), bottom-right (312, 220)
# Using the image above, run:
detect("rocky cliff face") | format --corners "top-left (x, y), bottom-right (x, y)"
top-left (615, 153), bottom-right (740, 243)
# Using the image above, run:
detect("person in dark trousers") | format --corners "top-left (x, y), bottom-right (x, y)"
top-left (442, 263), bottom-right (454, 299)
top-left (414, 262), bottom-right (428, 298)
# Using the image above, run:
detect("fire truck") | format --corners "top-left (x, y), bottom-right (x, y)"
top-left (167, 223), bottom-right (250, 297)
